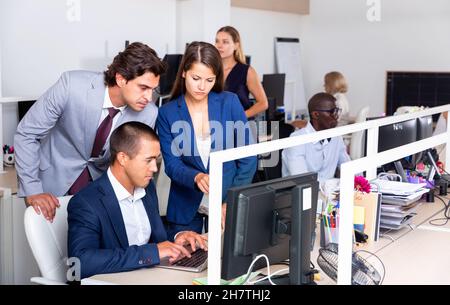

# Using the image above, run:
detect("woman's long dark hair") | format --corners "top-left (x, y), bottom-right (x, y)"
top-left (170, 41), bottom-right (224, 100)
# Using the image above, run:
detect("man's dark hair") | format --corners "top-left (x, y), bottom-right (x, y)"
top-left (104, 42), bottom-right (167, 86)
top-left (308, 92), bottom-right (337, 117)
top-left (110, 121), bottom-right (159, 163)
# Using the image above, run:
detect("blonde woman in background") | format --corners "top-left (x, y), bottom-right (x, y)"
top-left (324, 71), bottom-right (350, 124)
top-left (215, 26), bottom-right (268, 119)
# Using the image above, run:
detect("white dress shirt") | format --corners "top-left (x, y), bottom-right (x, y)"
top-left (107, 168), bottom-right (151, 246)
top-left (281, 122), bottom-right (350, 182)
top-left (196, 135), bottom-right (211, 215)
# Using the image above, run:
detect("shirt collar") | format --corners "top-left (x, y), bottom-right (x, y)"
top-left (306, 122), bottom-right (330, 145)
top-left (107, 168), bottom-right (146, 202)
top-left (104, 87), bottom-right (127, 113)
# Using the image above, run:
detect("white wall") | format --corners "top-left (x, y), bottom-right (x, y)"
top-left (231, 0), bottom-right (450, 117)
top-left (176, 0), bottom-right (230, 53)
top-left (231, 7), bottom-right (302, 77)
top-left (298, 0), bottom-right (450, 117)
top-left (0, 0), bottom-right (177, 144)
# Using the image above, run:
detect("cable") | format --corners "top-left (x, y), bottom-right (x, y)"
top-left (243, 254), bottom-right (284, 285)
top-left (428, 194), bottom-right (450, 226)
top-left (250, 268), bottom-right (290, 285)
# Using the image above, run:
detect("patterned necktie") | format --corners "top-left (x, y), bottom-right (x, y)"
top-left (68, 107), bottom-right (120, 195)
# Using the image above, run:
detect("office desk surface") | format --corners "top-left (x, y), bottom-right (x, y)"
top-left (375, 226), bottom-right (450, 285)
top-left (82, 266), bottom-right (207, 285)
top-left (83, 197), bottom-right (448, 285)
top-left (82, 261), bottom-right (334, 285)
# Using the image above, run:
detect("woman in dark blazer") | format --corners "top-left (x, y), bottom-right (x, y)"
top-left (156, 41), bottom-right (257, 240)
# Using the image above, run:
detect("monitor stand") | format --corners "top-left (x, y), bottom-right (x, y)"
top-left (394, 160), bottom-right (408, 182)
top-left (426, 150), bottom-right (450, 186)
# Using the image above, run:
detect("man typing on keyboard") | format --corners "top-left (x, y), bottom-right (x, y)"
top-left (68, 122), bottom-right (207, 280)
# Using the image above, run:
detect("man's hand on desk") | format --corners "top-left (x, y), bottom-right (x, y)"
top-left (26, 193), bottom-right (60, 222)
top-left (157, 241), bottom-right (192, 263)
top-left (175, 231), bottom-right (208, 252)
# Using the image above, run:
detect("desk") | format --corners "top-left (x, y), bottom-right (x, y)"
top-left (83, 267), bottom-right (207, 285)
top-left (81, 231), bottom-right (336, 285)
top-left (82, 195), bottom-right (449, 285)
top-left (374, 226), bottom-right (450, 285)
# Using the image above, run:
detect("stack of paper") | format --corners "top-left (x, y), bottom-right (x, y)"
top-left (379, 214), bottom-right (415, 230)
top-left (371, 179), bottom-right (429, 230)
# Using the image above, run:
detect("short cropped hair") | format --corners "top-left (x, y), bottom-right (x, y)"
top-left (109, 121), bottom-right (159, 163)
top-left (308, 92), bottom-right (337, 117)
top-left (104, 42), bottom-right (167, 87)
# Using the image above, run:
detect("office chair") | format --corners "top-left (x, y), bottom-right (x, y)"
top-left (24, 196), bottom-right (72, 285)
top-left (350, 106), bottom-right (370, 160)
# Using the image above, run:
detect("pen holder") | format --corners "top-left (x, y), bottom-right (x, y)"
top-left (320, 214), bottom-right (339, 246)
top-left (3, 153), bottom-right (14, 167)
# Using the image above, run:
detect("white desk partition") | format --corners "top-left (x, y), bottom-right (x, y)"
top-left (207, 105), bottom-right (450, 285)
top-left (0, 97), bottom-right (37, 173)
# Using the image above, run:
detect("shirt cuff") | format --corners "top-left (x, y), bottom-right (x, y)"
top-left (173, 231), bottom-right (188, 242)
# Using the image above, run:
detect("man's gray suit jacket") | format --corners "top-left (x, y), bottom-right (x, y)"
top-left (14, 70), bottom-right (158, 197)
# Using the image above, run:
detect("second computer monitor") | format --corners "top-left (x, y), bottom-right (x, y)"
top-left (159, 54), bottom-right (183, 96)
top-left (416, 115), bottom-right (433, 141)
top-left (262, 73), bottom-right (286, 107)
top-left (378, 118), bottom-right (417, 152)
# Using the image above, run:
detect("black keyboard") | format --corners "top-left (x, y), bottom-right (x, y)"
top-left (174, 249), bottom-right (208, 268)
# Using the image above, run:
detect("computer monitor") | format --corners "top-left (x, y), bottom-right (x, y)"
top-left (18, 100), bottom-right (37, 122)
top-left (158, 54), bottom-right (183, 96)
top-left (416, 115), bottom-right (433, 141)
top-left (262, 74), bottom-right (286, 107)
top-left (222, 173), bottom-right (319, 284)
top-left (245, 55), bottom-right (251, 65)
top-left (377, 118), bottom-right (417, 152)
top-left (365, 117), bottom-right (418, 175)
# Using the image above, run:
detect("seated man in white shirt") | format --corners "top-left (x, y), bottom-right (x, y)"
top-left (282, 93), bottom-right (350, 182)
top-left (68, 122), bottom-right (207, 279)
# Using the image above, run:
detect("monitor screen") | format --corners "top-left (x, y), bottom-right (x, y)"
top-left (158, 54), bottom-right (183, 96)
top-left (376, 118), bottom-right (417, 152)
top-left (245, 55), bottom-right (251, 65)
top-left (416, 115), bottom-right (433, 141)
top-left (18, 100), bottom-right (37, 122)
top-left (222, 173), bottom-right (319, 284)
top-left (262, 74), bottom-right (286, 107)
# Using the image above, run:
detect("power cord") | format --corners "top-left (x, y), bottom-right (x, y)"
top-left (243, 254), bottom-right (288, 285)
top-left (428, 194), bottom-right (450, 226)
top-left (243, 255), bottom-right (319, 285)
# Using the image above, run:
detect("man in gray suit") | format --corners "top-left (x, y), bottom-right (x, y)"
top-left (14, 42), bottom-right (166, 222)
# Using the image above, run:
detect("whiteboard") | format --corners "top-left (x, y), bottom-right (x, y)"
top-left (275, 37), bottom-right (307, 122)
